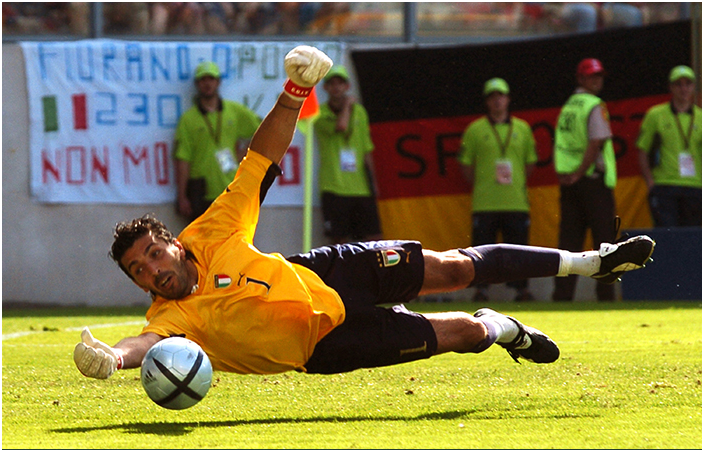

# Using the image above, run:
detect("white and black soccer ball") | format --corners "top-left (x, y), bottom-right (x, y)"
top-left (140, 337), bottom-right (213, 410)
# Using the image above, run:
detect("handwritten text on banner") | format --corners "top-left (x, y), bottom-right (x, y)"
top-left (22, 40), bottom-right (344, 204)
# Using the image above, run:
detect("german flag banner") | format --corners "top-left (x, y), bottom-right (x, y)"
top-left (352, 21), bottom-right (692, 250)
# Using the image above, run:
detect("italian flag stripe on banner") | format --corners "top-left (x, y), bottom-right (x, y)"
top-left (42, 96), bottom-right (58, 132)
top-left (41, 94), bottom-right (89, 132)
top-left (72, 94), bottom-right (87, 130)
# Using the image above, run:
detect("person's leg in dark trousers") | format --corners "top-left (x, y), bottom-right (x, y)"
top-left (553, 182), bottom-right (587, 301)
top-left (583, 177), bottom-right (616, 301)
top-left (500, 212), bottom-right (533, 300)
top-left (648, 185), bottom-right (680, 227)
top-left (679, 187), bottom-right (702, 227)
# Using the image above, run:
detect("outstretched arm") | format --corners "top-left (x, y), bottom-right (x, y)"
top-left (249, 93), bottom-right (305, 165)
top-left (113, 332), bottom-right (163, 369)
top-left (249, 45), bottom-right (332, 165)
top-left (74, 327), bottom-right (163, 379)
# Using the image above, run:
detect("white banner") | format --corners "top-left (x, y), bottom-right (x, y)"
top-left (21, 40), bottom-right (345, 205)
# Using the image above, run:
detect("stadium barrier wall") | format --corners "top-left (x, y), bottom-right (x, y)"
top-left (621, 227), bottom-right (702, 301)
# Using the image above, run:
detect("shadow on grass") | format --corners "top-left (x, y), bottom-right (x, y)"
top-left (52, 409), bottom-right (599, 436)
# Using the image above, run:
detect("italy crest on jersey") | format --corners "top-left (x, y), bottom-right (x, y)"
top-left (214, 274), bottom-right (232, 289)
top-left (379, 249), bottom-right (401, 267)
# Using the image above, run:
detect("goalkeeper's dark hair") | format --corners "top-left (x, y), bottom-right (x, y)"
top-left (109, 214), bottom-right (175, 280)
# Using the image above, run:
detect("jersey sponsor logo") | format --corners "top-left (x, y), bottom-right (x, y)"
top-left (214, 274), bottom-right (232, 289)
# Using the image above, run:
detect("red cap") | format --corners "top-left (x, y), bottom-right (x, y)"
top-left (576, 58), bottom-right (605, 76)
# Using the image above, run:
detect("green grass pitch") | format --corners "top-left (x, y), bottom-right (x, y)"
top-left (2, 301), bottom-right (701, 449)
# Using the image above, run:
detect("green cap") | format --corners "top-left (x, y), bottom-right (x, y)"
top-left (483, 77), bottom-right (510, 96)
top-left (324, 65), bottom-right (350, 82)
top-left (195, 61), bottom-right (220, 80)
top-left (669, 65), bottom-right (695, 83)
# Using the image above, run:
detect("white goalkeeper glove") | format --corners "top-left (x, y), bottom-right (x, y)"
top-left (73, 327), bottom-right (123, 379)
top-left (283, 45), bottom-right (333, 101)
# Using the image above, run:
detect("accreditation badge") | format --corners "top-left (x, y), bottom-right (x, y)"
top-left (340, 148), bottom-right (357, 172)
top-left (215, 148), bottom-right (237, 173)
top-left (495, 159), bottom-right (513, 185)
top-left (679, 152), bottom-right (696, 177)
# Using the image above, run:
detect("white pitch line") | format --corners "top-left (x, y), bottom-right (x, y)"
top-left (2, 320), bottom-right (146, 341)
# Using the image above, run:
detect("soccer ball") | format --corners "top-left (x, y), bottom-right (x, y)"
top-left (140, 337), bottom-right (213, 410)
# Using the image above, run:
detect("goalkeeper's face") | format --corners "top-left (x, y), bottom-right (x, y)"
top-left (120, 232), bottom-right (195, 300)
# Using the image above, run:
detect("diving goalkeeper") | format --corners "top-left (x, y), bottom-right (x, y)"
top-left (74, 45), bottom-right (655, 379)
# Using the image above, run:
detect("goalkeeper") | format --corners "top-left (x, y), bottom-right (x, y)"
top-left (74, 46), bottom-right (655, 380)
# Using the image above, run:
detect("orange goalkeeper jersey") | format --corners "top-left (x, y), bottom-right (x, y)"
top-left (141, 150), bottom-right (346, 374)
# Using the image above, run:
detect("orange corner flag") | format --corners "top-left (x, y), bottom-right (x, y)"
top-left (298, 86), bottom-right (320, 121)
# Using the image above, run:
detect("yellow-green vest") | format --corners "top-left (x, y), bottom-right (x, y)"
top-left (554, 93), bottom-right (617, 188)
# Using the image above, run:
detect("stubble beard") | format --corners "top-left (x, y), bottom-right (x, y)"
top-left (151, 259), bottom-right (192, 300)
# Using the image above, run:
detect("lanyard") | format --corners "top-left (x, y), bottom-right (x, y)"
top-left (489, 117), bottom-right (513, 158)
top-left (201, 110), bottom-right (223, 146)
top-left (672, 109), bottom-right (694, 150)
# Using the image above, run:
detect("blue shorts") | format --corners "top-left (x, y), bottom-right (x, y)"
top-left (286, 240), bottom-right (438, 374)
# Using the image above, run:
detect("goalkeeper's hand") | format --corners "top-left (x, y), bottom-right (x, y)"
top-left (283, 45), bottom-right (333, 101)
top-left (73, 327), bottom-right (123, 379)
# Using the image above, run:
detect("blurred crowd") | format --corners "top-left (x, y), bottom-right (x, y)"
top-left (2, 3), bottom-right (90, 35)
top-left (2, 2), bottom-right (693, 37)
top-left (417, 2), bottom-right (691, 36)
top-left (2, 2), bottom-right (354, 36)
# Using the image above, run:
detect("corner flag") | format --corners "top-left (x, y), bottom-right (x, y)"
top-left (298, 86), bottom-right (320, 121)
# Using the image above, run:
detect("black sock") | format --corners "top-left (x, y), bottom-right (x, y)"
top-left (459, 244), bottom-right (561, 288)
